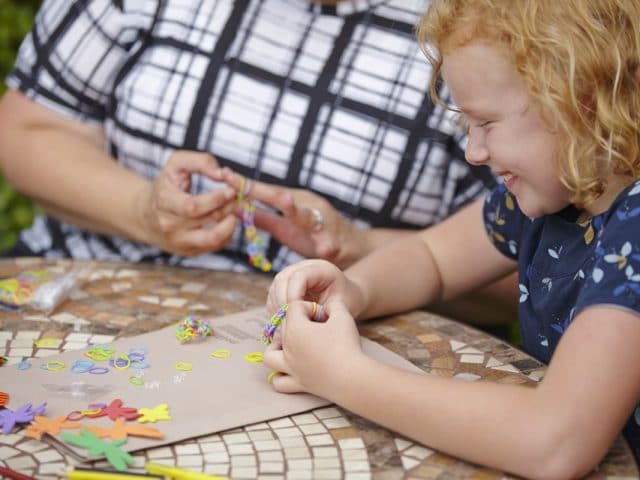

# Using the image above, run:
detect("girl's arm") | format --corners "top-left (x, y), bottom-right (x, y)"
top-left (347, 196), bottom-right (516, 319)
top-left (328, 305), bottom-right (640, 479)
top-left (268, 299), bottom-right (640, 479)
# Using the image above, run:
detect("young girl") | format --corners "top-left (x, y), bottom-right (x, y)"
top-left (262, 0), bottom-right (640, 477)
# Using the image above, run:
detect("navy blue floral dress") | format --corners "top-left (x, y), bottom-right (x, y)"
top-left (484, 181), bottom-right (640, 465)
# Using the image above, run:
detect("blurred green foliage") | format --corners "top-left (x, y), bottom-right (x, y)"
top-left (0, 0), bottom-right (41, 253)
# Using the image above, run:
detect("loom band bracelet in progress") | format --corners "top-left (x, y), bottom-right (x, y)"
top-left (236, 174), bottom-right (253, 201)
top-left (210, 349), bottom-right (232, 359)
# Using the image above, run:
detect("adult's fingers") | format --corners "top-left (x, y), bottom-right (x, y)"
top-left (166, 150), bottom-right (221, 179)
top-left (219, 168), bottom-right (291, 208)
top-left (167, 214), bottom-right (237, 255)
top-left (158, 184), bottom-right (237, 219)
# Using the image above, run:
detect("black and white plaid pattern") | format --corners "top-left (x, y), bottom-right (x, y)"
top-left (7, 0), bottom-right (492, 271)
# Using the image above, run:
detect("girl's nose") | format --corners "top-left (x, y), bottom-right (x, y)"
top-left (465, 128), bottom-right (490, 165)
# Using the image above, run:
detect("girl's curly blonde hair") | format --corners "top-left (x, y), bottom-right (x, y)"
top-left (418, 0), bottom-right (640, 207)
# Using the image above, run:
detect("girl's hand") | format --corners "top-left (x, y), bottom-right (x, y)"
top-left (142, 151), bottom-right (238, 256)
top-left (263, 300), bottom-right (365, 397)
top-left (218, 168), bottom-right (371, 268)
top-left (266, 259), bottom-right (366, 318)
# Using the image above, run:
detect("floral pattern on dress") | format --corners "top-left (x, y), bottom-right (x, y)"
top-left (483, 181), bottom-right (640, 464)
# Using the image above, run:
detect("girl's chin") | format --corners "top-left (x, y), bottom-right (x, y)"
top-left (518, 197), bottom-right (567, 218)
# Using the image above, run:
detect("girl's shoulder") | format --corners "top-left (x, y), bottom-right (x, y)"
top-left (594, 180), bottom-right (640, 239)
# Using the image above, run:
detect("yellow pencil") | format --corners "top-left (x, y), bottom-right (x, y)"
top-left (67, 469), bottom-right (161, 480)
top-left (145, 462), bottom-right (228, 480)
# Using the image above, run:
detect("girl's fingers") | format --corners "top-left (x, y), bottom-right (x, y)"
top-left (263, 343), bottom-right (288, 373)
top-left (270, 374), bottom-right (304, 394)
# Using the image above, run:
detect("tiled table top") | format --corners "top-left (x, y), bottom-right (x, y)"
top-left (0, 258), bottom-right (637, 479)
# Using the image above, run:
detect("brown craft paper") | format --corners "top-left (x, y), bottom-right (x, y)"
top-left (0, 308), bottom-right (423, 460)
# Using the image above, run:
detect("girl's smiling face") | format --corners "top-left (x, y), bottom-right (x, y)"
top-left (442, 41), bottom-right (572, 218)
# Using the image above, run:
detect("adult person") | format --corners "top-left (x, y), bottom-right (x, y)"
top-left (0, 0), bottom-right (493, 274)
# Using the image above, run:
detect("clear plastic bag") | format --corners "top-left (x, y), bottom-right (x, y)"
top-left (0, 266), bottom-right (86, 314)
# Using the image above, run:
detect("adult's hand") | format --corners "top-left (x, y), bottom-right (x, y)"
top-left (218, 168), bottom-right (371, 268)
top-left (141, 151), bottom-right (238, 256)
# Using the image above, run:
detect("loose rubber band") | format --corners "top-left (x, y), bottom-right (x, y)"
top-left (80, 408), bottom-right (102, 416)
top-left (244, 352), bottom-right (263, 363)
top-left (17, 360), bottom-right (32, 371)
top-left (41, 360), bottom-right (65, 372)
top-left (131, 360), bottom-right (150, 370)
top-left (210, 349), bottom-right (232, 359)
top-left (312, 303), bottom-right (325, 323)
top-left (128, 346), bottom-right (148, 355)
top-left (66, 411), bottom-right (84, 421)
top-left (71, 360), bottom-right (95, 374)
top-left (113, 354), bottom-right (131, 371)
top-left (267, 371), bottom-right (282, 384)
top-left (175, 362), bottom-right (192, 371)
top-left (84, 350), bottom-right (112, 362)
top-left (129, 376), bottom-right (144, 386)
top-left (89, 366), bottom-right (109, 375)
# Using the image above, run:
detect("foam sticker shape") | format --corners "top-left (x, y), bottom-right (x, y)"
top-left (61, 429), bottom-right (133, 471)
top-left (84, 399), bottom-right (141, 421)
top-left (0, 401), bottom-right (47, 434)
top-left (24, 415), bottom-right (81, 440)
top-left (0, 391), bottom-right (8, 407)
top-left (137, 403), bottom-right (171, 423)
top-left (86, 418), bottom-right (164, 440)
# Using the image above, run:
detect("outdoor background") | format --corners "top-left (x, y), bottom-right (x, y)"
top-left (0, 0), bottom-right (41, 253)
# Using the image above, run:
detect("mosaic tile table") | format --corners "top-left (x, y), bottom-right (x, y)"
top-left (0, 258), bottom-right (637, 479)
